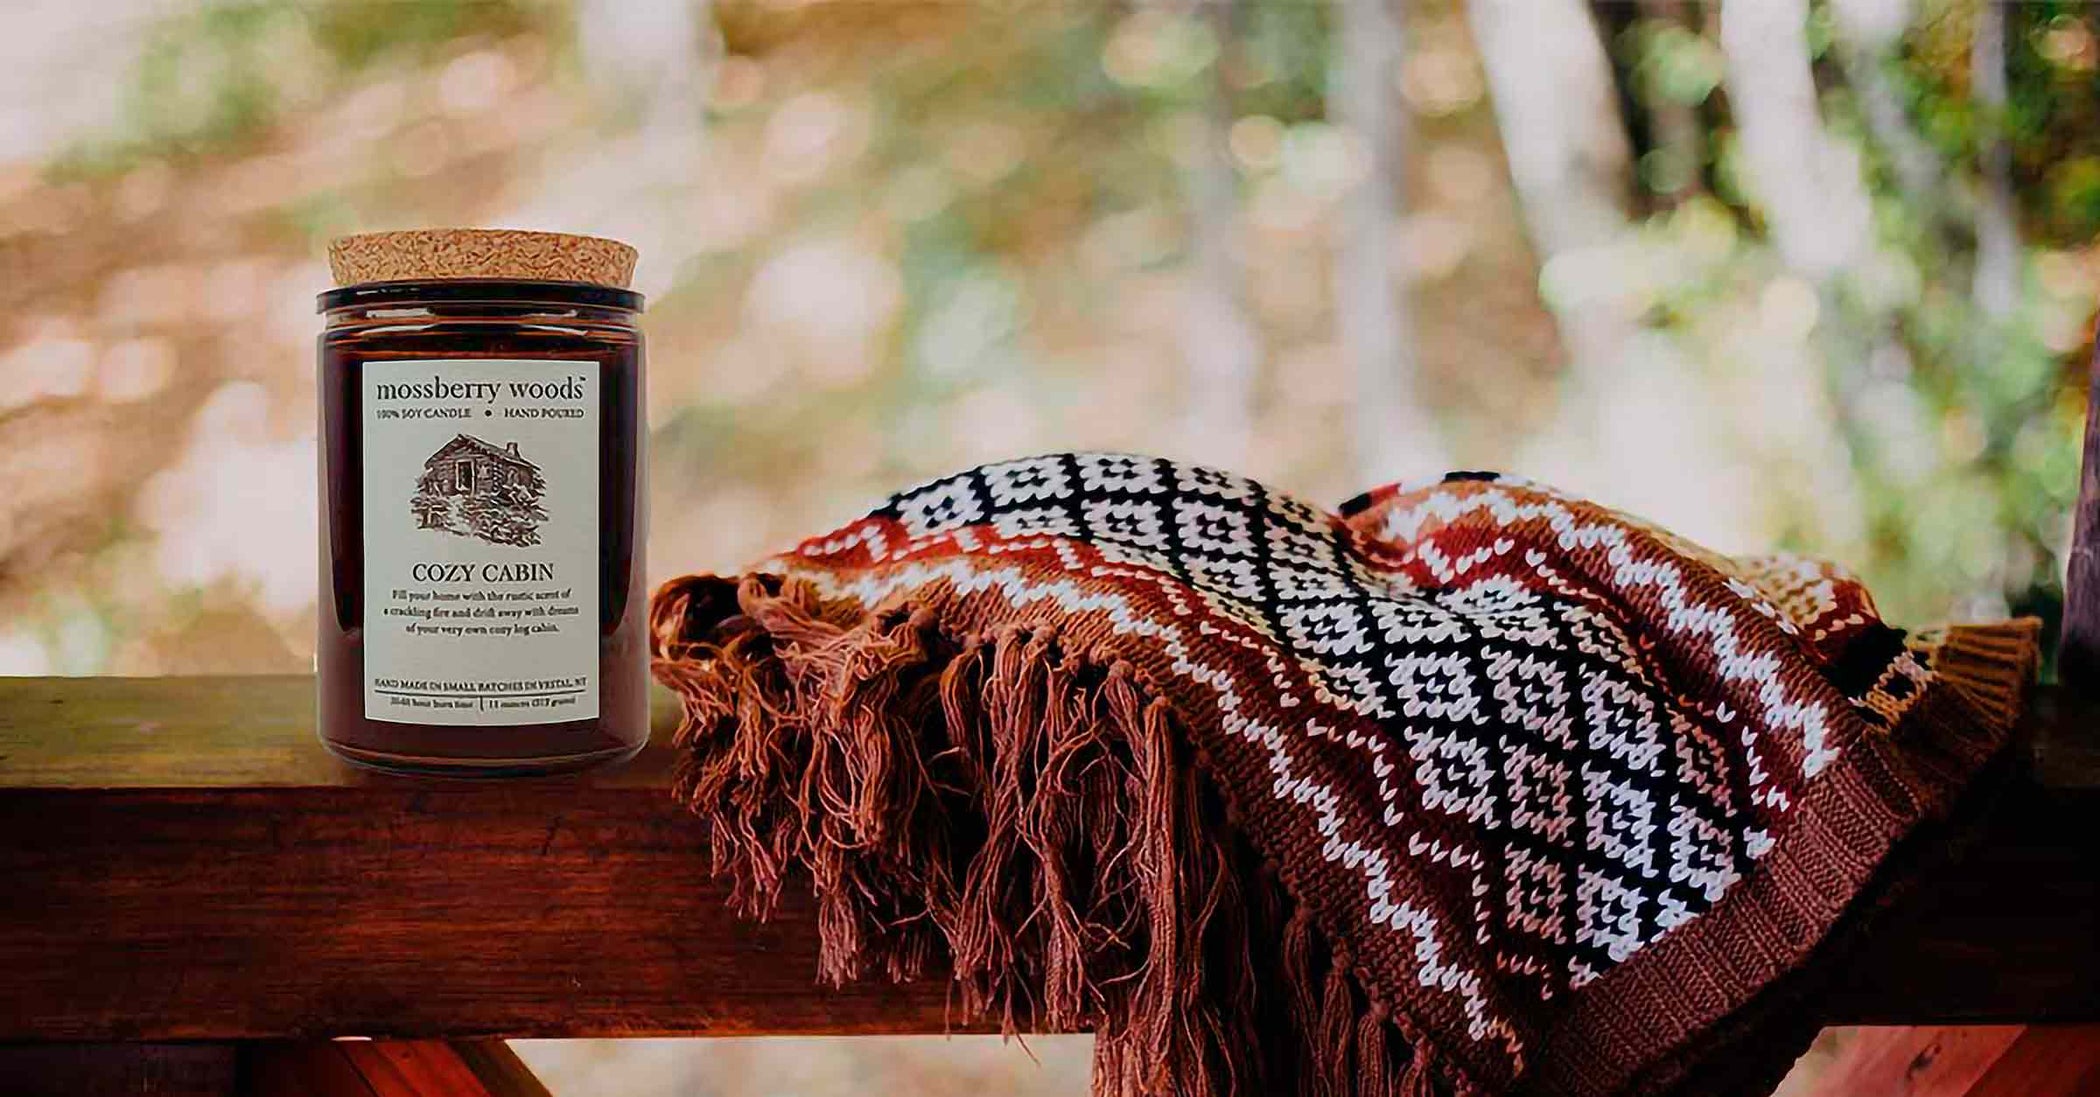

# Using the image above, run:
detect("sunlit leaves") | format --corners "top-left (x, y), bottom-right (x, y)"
top-left (1632, 24), bottom-right (1725, 109)
top-left (1102, 11), bottom-right (1218, 95)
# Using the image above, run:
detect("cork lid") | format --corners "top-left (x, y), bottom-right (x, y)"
top-left (328, 229), bottom-right (638, 289)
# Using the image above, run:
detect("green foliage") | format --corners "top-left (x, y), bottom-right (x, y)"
top-left (1635, 24), bottom-right (1726, 108)
top-left (1902, 4), bottom-right (2100, 236)
top-left (1239, 0), bottom-right (1332, 123)
top-left (309, 0), bottom-right (542, 69)
top-left (129, 4), bottom-right (293, 154)
top-left (53, 0), bottom-right (553, 179)
top-left (657, 0), bottom-right (1340, 490)
top-left (41, 0), bottom-right (2089, 664)
top-left (1612, 0), bottom-right (2093, 628)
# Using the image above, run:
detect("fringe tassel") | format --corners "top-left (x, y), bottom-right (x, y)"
top-left (651, 573), bottom-right (1459, 1097)
top-left (1318, 951), bottom-right (1357, 1097)
top-left (1357, 1004), bottom-right (1392, 1097)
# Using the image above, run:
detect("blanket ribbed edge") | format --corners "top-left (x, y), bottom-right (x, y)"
top-left (1530, 618), bottom-right (2040, 1097)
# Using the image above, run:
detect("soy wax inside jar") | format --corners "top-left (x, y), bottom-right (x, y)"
top-left (316, 229), bottom-right (648, 777)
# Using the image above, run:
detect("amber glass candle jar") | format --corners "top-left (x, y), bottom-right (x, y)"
top-left (317, 230), bottom-right (648, 776)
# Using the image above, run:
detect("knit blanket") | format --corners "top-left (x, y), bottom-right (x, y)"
top-left (649, 455), bottom-right (2037, 1097)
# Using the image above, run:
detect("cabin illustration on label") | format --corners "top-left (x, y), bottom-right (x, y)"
top-left (410, 434), bottom-right (548, 547)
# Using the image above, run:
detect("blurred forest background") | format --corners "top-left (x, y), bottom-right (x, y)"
top-left (2, 0), bottom-right (2095, 1092)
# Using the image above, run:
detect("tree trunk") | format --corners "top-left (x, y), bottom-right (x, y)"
top-left (1971, 0), bottom-right (2022, 320)
top-left (1635, 0), bottom-right (1707, 205)
top-left (1470, 0), bottom-right (1751, 539)
top-left (1176, 0), bottom-right (1261, 468)
top-left (1829, 0), bottom-right (1944, 207)
top-left (514, 0), bottom-right (719, 296)
top-left (1330, 0), bottom-right (1444, 482)
top-left (1717, 0), bottom-right (1885, 554)
top-left (1721, 0), bottom-right (1877, 279)
top-left (1464, 0), bottom-right (1634, 392)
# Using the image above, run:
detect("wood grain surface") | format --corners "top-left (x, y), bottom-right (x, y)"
top-left (1799, 1025), bottom-right (2100, 1097)
top-left (245, 1039), bottom-right (555, 1097)
top-left (0, 675), bottom-right (2093, 1042)
top-left (0, 1043), bottom-right (238, 1096)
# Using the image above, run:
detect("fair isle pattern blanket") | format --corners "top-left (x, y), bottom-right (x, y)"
top-left (650, 454), bottom-right (2036, 1097)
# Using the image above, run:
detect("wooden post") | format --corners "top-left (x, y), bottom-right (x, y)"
top-left (0, 1044), bottom-right (236, 1097)
top-left (245, 1040), bottom-right (554, 1097)
top-left (0, 1041), bottom-right (550, 1097)
top-left (2060, 339), bottom-right (2100, 695)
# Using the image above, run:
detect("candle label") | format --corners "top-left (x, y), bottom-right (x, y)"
top-left (361, 358), bottom-right (599, 725)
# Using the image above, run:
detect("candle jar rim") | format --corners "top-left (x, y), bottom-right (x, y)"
top-left (318, 278), bottom-right (644, 314)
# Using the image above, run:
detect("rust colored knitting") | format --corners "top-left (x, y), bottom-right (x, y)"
top-left (650, 456), bottom-right (2037, 1097)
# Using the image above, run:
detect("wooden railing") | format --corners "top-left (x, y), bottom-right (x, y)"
top-left (0, 671), bottom-right (2095, 1093)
